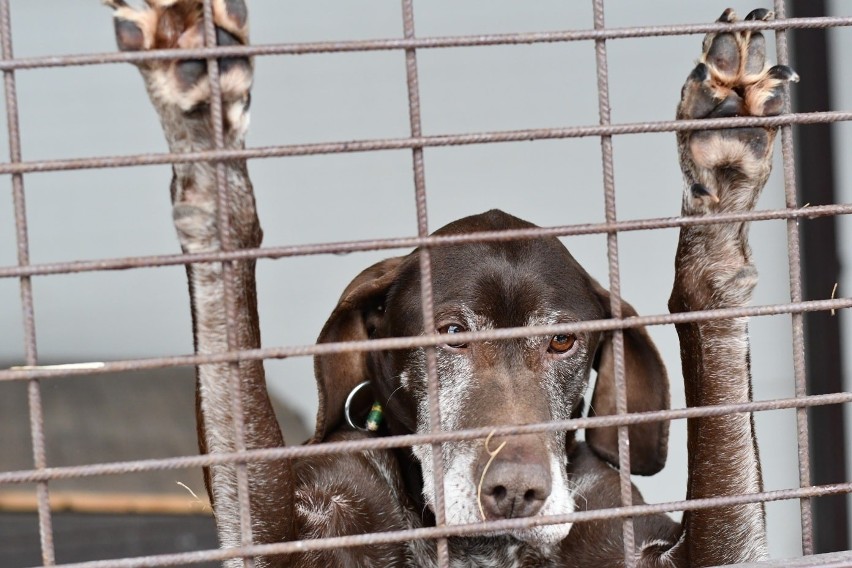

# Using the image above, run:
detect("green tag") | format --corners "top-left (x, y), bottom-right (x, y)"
top-left (365, 402), bottom-right (383, 432)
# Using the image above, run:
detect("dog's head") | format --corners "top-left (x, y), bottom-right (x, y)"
top-left (313, 210), bottom-right (669, 547)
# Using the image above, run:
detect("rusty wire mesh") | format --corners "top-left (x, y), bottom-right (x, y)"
top-left (1, 1), bottom-right (851, 567)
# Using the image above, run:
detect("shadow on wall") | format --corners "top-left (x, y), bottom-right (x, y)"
top-left (0, 363), bottom-right (307, 567)
top-left (0, 362), bottom-right (310, 496)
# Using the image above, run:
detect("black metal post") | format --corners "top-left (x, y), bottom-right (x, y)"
top-left (789, 0), bottom-right (849, 554)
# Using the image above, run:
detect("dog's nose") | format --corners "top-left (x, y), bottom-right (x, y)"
top-left (479, 455), bottom-right (551, 520)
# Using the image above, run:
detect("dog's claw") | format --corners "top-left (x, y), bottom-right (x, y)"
top-left (688, 63), bottom-right (710, 83)
top-left (745, 8), bottom-right (773, 21)
top-left (102, 0), bottom-right (128, 9)
top-left (768, 64), bottom-right (800, 83)
top-left (717, 8), bottom-right (737, 23)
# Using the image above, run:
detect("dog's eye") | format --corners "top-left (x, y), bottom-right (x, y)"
top-left (438, 324), bottom-right (468, 349)
top-left (549, 334), bottom-right (576, 354)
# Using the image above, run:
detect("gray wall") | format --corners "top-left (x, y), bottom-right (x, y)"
top-left (0, 1), bottom-right (849, 560)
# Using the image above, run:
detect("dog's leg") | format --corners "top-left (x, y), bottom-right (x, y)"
top-left (104, 2), bottom-right (293, 565)
top-left (667, 8), bottom-right (797, 566)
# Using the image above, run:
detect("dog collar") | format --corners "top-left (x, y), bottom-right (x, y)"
top-left (344, 380), bottom-right (384, 433)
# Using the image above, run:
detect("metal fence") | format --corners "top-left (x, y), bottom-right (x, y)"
top-left (1, 0), bottom-right (851, 567)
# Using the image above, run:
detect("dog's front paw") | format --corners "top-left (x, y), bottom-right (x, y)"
top-left (677, 8), bottom-right (798, 215)
top-left (104, 0), bottom-right (251, 122)
top-left (104, 1), bottom-right (258, 251)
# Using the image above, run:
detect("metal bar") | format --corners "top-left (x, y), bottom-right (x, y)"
top-left (0, 203), bottom-right (849, 280)
top-left (12, 483), bottom-right (852, 568)
top-left (0, 0), bottom-right (54, 564)
top-left (3, 391), bottom-right (850, 485)
top-left (0, 111), bottom-right (846, 176)
top-left (200, 2), bottom-right (254, 565)
top-left (1, 297), bottom-right (849, 383)
top-left (0, 6), bottom-right (849, 567)
top-left (788, 0), bottom-right (850, 554)
top-left (0, 16), bottom-right (850, 73)
top-left (400, 1), bottom-right (450, 564)
top-left (715, 551), bottom-right (852, 568)
top-left (774, 0), bottom-right (816, 555)
top-left (591, 0), bottom-right (635, 564)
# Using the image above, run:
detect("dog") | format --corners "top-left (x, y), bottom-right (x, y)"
top-left (106, 1), bottom-right (795, 566)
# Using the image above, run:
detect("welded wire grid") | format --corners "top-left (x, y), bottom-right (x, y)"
top-left (1, 1), bottom-right (852, 567)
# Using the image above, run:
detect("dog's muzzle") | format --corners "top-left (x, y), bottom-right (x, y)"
top-left (475, 433), bottom-right (553, 521)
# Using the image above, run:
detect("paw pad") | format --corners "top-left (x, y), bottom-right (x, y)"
top-left (105, 0), bottom-right (251, 113)
top-left (677, 8), bottom-right (798, 214)
top-left (682, 8), bottom-right (797, 121)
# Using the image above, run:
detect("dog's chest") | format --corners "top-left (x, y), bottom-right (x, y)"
top-left (405, 536), bottom-right (555, 568)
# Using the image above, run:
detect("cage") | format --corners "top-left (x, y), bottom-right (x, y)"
top-left (1, 1), bottom-right (850, 567)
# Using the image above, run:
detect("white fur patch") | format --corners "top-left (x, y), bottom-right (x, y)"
top-left (409, 307), bottom-right (579, 550)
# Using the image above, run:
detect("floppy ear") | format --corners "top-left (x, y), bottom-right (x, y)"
top-left (311, 256), bottom-right (405, 444)
top-left (586, 280), bottom-right (670, 475)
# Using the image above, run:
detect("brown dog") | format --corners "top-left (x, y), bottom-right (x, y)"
top-left (106, 2), bottom-right (795, 566)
